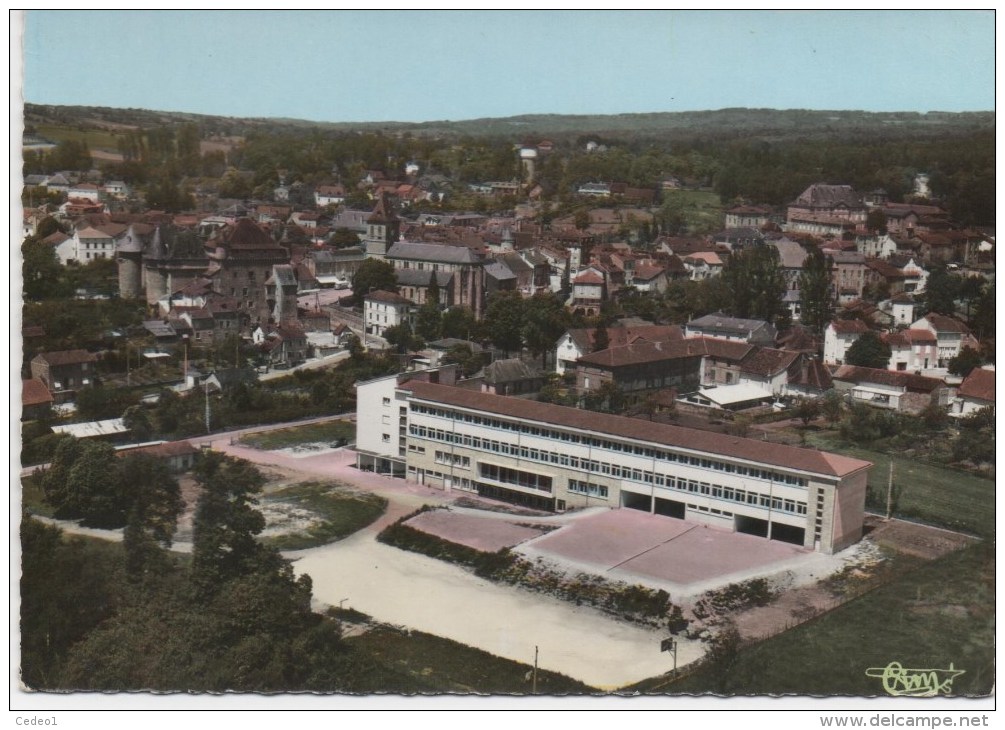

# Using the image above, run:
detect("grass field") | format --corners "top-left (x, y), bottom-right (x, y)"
top-left (20, 475), bottom-right (55, 518)
top-left (239, 420), bottom-right (354, 451)
top-left (33, 123), bottom-right (127, 153)
top-left (346, 626), bottom-right (596, 695)
top-left (261, 481), bottom-right (386, 551)
top-left (662, 189), bottom-right (725, 234)
top-left (805, 432), bottom-right (995, 537)
top-left (645, 540), bottom-right (994, 697)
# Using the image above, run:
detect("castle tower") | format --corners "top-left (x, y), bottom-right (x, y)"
top-left (364, 194), bottom-right (399, 260)
top-left (116, 224), bottom-right (145, 299)
top-left (143, 226), bottom-right (170, 305)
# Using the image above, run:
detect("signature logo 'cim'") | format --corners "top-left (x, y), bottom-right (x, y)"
top-left (865, 661), bottom-right (965, 697)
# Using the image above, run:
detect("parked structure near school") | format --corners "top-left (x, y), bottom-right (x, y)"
top-left (355, 368), bottom-right (872, 554)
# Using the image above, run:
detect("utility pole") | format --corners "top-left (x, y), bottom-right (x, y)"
top-left (532, 645), bottom-right (538, 695)
top-left (661, 637), bottom-right (678, 678)
top-left (885, 461), bottom-right (894, 521)
top-left (204, 380), bottom-right (211, 434)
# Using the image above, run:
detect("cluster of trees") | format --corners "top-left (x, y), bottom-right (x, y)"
top-left (23, 451), bottom-right (379, 691)
top-left (924, 267), bottom-right (995, 344)
top-left (23, 138), bottom-right (92, 175)
top-left (711, 131), bottom-right (995, 226)
top-left (37, 438), bottom-right (182, 547)
top-left (834, 397), bottom-right (994, 473)
top-left (21, 217), bottom-right (122, 301)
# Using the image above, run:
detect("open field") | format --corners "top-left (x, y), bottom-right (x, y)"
top-left (662, 189), bottom-right (724, 233)
top-left (238, 420), bottom-right (355, 451)
top-left (805, 432), bottom-right (995, 537)
top-left (648, 539), bottom-right (994, 696)
top-left (32, 123), bottom-right (126, 153)
top-left (261, 481), bottom-right (387, 551)
top-left (345, 625), bottom-right (595, 694)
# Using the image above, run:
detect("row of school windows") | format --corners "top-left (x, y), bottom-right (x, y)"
top-left (479, 463), bottom-right (553, 493)
top-left (411, 427), bottom-right (809, 516)
top-left (408, 466), bottom-right (476, 493)
top-left (408, 413), bottom-right (808, 487)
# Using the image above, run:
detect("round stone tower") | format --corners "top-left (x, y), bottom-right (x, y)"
top-left (115, 224), bottom-right (145, 299)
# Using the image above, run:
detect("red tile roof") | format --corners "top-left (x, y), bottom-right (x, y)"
top-left (958, 368), bottom-right (995, 403)
top-left (740, 348), bottom-right (800, 377)
top-left (793, 359), bottom-right (833, 391)
top-left (904, 328), bottom-right (937, 344)
top-left (832, 365), bottom-right (944, 393)
top-left (32, 349), bottom-right (98, 366)
top-left (923, 313), bottom-right (971, 335)
top-left (828, 319), bottom-right (870, 335)
top-left (573, 271), bottom-right (604, 285)
top-left (365, 289), bottom-right (413, 305)
top-left (22, 379), bottom-right (53, 407)
top-left (579, 337), bottom-right (751, 369)
top-left (404, 381), bottom-right (872, 478)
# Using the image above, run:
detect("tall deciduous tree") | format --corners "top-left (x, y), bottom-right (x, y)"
top-left (592, 324), bottom-right (610, 352)
top-left (329, 228), bottom-right (361, 249)
top-left (440, 306), bottom-right (477, 340)
top-left (722, 245), bottom-right (786, 325)
top-left (483, 291), bottom-right (526, 356)
top-left (522, 293), bottom-right (568, 368)
top-left (969, 283), bottom-right (994, 343)
top-left (21, 238), bottom-right (64, 301)
top-left (414, 274), bottom-right (443, 342)
top-left (844, 330), bottom-right (892, 369)
top-left (191, 452), bottom-right (275, 598)
top-left (120, 453), bottom-right (184, 581)
top-left (948, 346), bottom-right (983, 377)
top-left (923, 265), bottom-right (961, 316)
top-left (798, 247), bottom-right (833, 335)
top-left (351, 259), bottom-right (398, 304)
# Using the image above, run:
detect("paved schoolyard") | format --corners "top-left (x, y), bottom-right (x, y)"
top-left (519, 508), bottom-right (808, 592)
top-left (403, 508), bottom-right (547, 552)
top-left (522, 508), bottom-right (695, 566)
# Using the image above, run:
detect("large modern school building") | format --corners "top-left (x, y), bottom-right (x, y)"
top-left (355, 370), bottom-right (872, 554)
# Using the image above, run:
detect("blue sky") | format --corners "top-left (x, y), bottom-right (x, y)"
top-left (19, 10), bottom-right (996, 122)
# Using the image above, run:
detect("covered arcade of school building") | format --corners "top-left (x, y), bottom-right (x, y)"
top-left (355, 369), bottom-right (872, 554)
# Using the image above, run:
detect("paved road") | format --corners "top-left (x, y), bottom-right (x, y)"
top-left (258, 350), bottom-right (351, 381)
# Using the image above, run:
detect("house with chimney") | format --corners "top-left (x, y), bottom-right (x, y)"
top-left (786, 184), bottom-right (866, 235)
top-left (831, 366), bottom-right (950, 414)
top-left (685, 313), bottom-right (777, 346)
top-left (30, 349), bottom-right (98, 403)
top-left (823, 319), bottom-right (871, 365)
top-left (953, 367), bottom-right (995, 417)
top-left (554, 324), bottom-right (683, 375)
top-left (569, 267), bottom-right (607, 316)
top-left (364, 290), bottom-right (415, 338)
top-left (910, 314), bottom-right (980, 368)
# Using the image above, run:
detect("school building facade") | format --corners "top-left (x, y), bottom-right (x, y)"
top-left (355, 370), bottom-right (871, 554)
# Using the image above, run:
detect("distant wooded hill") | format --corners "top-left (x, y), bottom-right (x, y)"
top-left (24, 103), bottom-right (994, 143)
